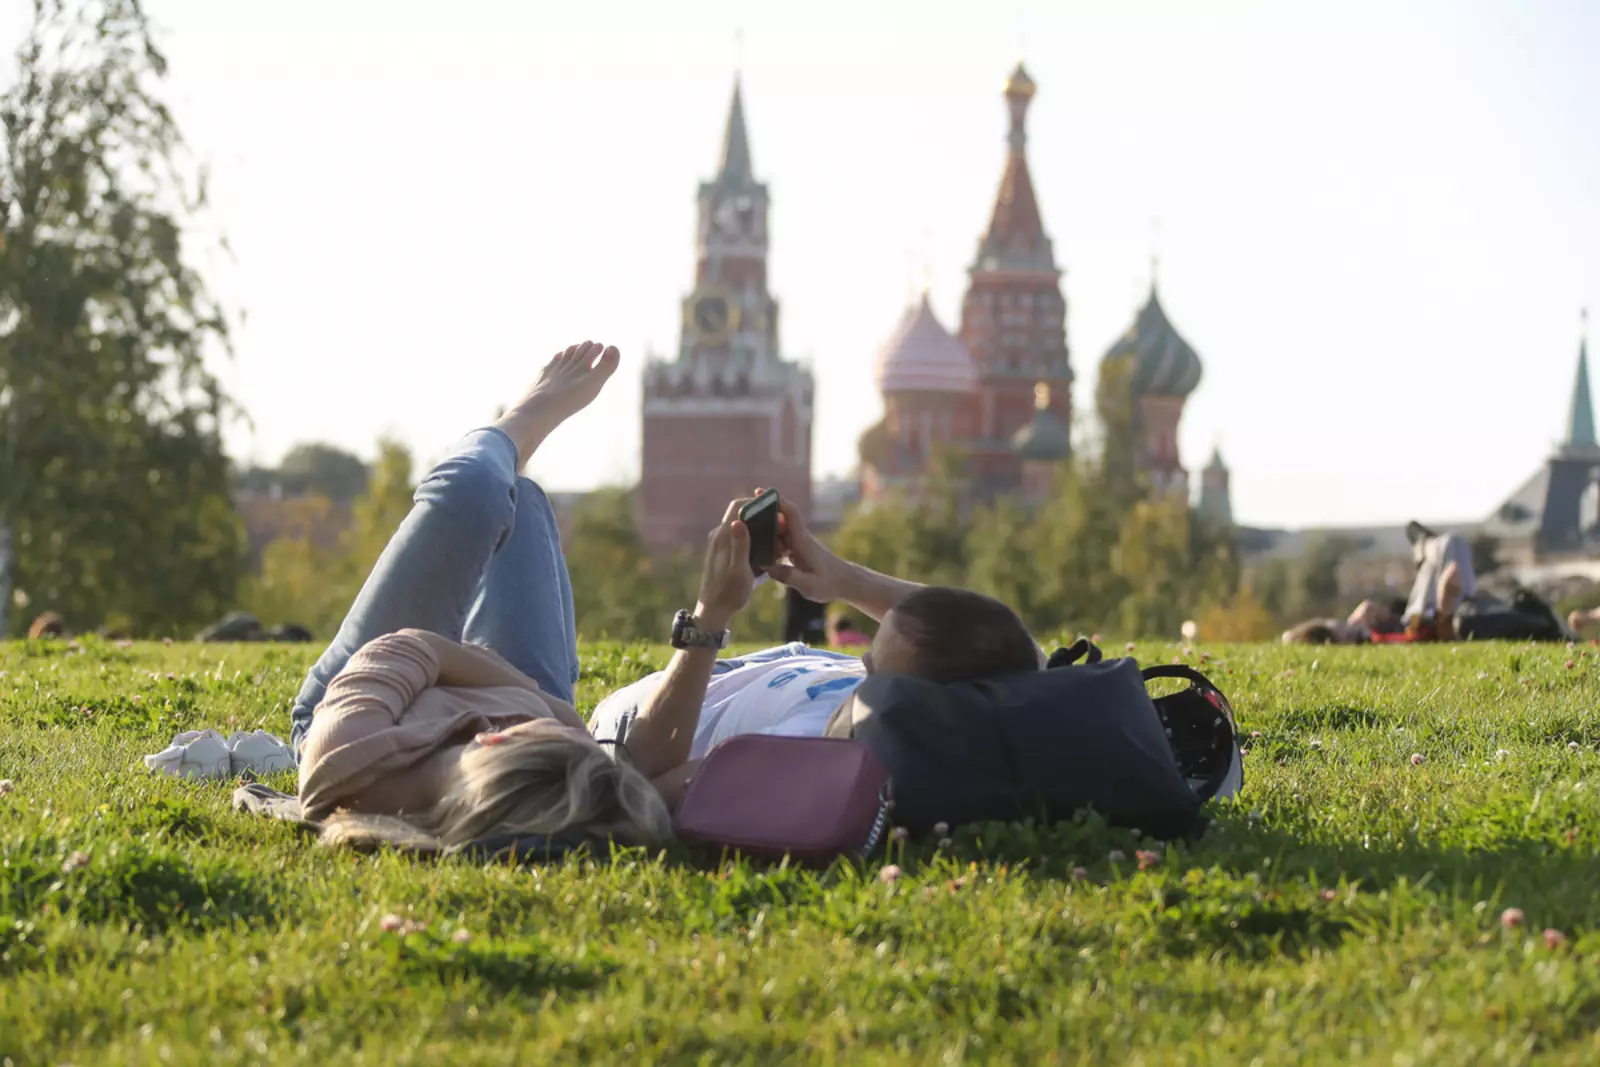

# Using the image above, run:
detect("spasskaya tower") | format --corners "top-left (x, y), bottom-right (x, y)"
top-left (640, 78), bottom-right (814, 552)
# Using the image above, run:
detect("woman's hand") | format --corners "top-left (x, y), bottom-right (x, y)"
top-left (766, 495), bottom-right (851, 603)
top-left (694, 500), bottom-right (755, 633)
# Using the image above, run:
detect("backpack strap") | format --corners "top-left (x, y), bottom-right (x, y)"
top-left (1140, 663), bottom-right (1219, 691)
top-left (1047, 638), bottom-right (1104, 669)
top-left (1140, 664), bottom-right (1241, 802)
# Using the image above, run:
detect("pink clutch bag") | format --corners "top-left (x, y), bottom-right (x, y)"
top-left (674, 735), bottom-right (894, 866)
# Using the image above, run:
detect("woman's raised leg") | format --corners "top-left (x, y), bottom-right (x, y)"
top-left (288, 342), bottom-right (620, 748)
top-left (460, 476), bottom-right (581, 704)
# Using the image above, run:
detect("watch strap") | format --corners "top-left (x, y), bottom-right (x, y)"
top-left (672, 609), bottom-right (728, 650)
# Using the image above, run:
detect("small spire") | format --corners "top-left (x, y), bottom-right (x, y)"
top-left (1003, 63), bottom-right (1036, 151)
top-left (717, 76), bottom-right (753, 184)
top-left (1567, 309), bottom-right (1595, 449)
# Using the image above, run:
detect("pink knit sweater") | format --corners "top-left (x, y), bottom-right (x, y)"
top-left (297, 632), bottom-right (557, 821)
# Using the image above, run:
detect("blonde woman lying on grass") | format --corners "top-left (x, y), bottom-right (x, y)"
top-left (288, 342), bottom-right (678, 850)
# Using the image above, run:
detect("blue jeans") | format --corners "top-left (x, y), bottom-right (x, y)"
top-left (288, 428), bottom-right (578, 750)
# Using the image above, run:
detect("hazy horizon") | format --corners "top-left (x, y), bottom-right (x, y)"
top-left (5, 0), bottom-right (1596, 530)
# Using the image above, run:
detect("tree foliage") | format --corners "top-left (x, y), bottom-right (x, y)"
top-left (237, 442), bottom-right (369, 503)
top-left (240, 440), bottom-right (414, 638)
top-left (0, 0), bottom-right (241, 635)
top-left (826, 447), bottom-right (1243, 641)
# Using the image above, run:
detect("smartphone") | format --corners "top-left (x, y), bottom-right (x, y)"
top-left (739, 489), bottom-right (780, 577)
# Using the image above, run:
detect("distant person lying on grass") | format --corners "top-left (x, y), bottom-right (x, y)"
top-left (1283, 523), bottom-right (1474, 645)
top-left (287, 341), bottom-right (1043, 851)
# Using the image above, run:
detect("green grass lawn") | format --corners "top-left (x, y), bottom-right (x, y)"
top-left (2, 637), bottom-right (1599, 1066)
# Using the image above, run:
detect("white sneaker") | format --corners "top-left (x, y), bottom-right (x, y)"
top-left (143, 729), bottom-right (232, 780)
top-left (226, 730), bottom-right (296, 776)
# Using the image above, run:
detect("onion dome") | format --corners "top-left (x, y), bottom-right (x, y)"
top-left (1101, 285), bottom-right (1203, 399)
top-left (1011, 383), bottom-right (1071, 461)
top-left (1004, 62), bottom-right (1036, 101)
top-left (875, 294), bottom-right (979, 395)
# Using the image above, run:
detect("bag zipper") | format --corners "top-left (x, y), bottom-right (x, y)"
top-left (858, 783), bottom-right (894, 857)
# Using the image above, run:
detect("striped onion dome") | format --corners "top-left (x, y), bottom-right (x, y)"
top-left (1101, 286), bottom-right (1203, 399)
top-left (875, 294), bottom-right (979, 395)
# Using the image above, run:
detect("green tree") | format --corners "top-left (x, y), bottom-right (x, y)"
top-left (965, 494), bottom-right (1039, 625)
top-left (564, 488), bottom-right (685, 640)
top-left (239, 440), bottom-right (413, 638)
top-left (0, 0), bottom-right (240, 635)
top-left (829, 445), bottom-right (969, 593)
top-left (276, 443), bottom-right (370, 502)
top-left (1289, 533), bottom-right (1357, 620)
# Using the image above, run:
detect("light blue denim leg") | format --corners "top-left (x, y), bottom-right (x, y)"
top-left (460, 477), bottom-right (579, 704)
top-left (288, 428), bottom-right (522, 749)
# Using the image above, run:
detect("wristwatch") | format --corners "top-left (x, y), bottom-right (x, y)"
top-left (671, 609), bottom-right (728, 650)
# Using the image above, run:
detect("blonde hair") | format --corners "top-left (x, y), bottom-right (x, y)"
top-left (319, 720), bottom-right (672, 852)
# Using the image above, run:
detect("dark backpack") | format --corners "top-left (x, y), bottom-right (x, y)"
top-left (1455, 590), bottom-right (1569, 642)
top-left (843, 639), bottom-right (1241, 840)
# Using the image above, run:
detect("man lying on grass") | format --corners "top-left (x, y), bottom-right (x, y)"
top-left (288, 341), bottom-right (1042, 852)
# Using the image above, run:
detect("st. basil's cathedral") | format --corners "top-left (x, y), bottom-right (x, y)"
top-left (640, 65), bottom-right (1228, 552)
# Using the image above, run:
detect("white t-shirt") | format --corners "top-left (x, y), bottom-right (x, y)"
top-left (589, 645), bottom-right (866, 761)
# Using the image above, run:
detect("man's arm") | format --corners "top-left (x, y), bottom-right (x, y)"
top-left (832, 561), bottom-right (924, 625)
top-left (766, 499), bottom-right (921, 623)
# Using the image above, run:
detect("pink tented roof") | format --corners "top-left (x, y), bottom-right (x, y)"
top-left (875, 295), bottom-right (978, 395)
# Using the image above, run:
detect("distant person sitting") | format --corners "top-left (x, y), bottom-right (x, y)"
top-left (826, 613), bottom-right (871, 649)
top-left (782, 586), bottom-right (827, 645)
top-left (1284, 522), bottom-right (1474, 644)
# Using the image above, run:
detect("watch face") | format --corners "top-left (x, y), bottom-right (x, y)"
top-left (694, 296), bottom-right (730, 337)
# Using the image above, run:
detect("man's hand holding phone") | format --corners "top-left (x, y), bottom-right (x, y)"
top-left (695, 499), bottom-right (757, 632)
top-left (764, 495), bottom-right (851, 603)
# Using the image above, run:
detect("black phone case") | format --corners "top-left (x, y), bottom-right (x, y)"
top-left (742, 493), bottom-right (780, 575)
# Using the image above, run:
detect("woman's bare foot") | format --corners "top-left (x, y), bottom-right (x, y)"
top-left (495, 341), bottom-right (620, 463)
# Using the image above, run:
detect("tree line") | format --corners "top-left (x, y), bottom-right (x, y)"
top-left (0, 0), bottom-right (1380, 644)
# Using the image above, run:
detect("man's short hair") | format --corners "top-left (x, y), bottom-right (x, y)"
top-left (888, 586), bottom-right (1037, 684)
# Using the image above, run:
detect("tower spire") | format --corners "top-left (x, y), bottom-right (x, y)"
top-left (717, 76), bottom-right (753, 185)
top-left (1566, 307), bottom-right (1595, 450)
top-left (972, 63), bottom-right (1053, 274)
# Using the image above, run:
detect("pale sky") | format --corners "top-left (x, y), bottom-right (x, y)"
top-left (6, 0), bottom-right (1598, 528)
